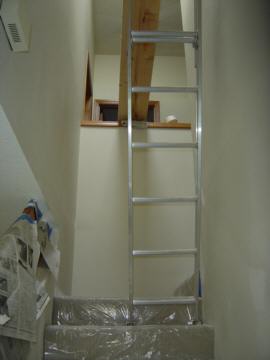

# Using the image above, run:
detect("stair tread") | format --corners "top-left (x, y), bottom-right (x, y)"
top-left (47, 323), bottom-right (213, 330)
top-left (44, 324), bottom-right (214, 360)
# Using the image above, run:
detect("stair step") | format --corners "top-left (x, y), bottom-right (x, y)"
top-left (44, 324), bottom-right (214, 360)
top-left (53, 297), bottom-right (200, 326)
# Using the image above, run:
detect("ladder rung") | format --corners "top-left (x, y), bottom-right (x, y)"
top-left (133, 297), bottom-right (196, 306)
top-left (132, 86), bottom-right (198, 94)
top-left (131, 31), bottom-right (198, 44)
top-left (132, 196), bottom-right (198, 204)
top-left (132, 142), bottom-right (198, 149)
top-left (133, 249), bottom-right (197, 257)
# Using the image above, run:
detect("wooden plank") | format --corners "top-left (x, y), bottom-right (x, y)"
top-left (118, 0), bottom-right (129, 122)
top-left (132, 0), bottom-right (161, 121)
top-left (81, 121), bottom-right (120, 128)
top-left (118, 0), bottom-right (161, 122)
top-left (81, 120), bottom-right (191, 130)
top-left (147, 122), bottom-right (191, 129)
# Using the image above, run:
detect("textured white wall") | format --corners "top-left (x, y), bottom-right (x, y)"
top-left (92, 54), bottom-right (195, 123)
top-left (0, 0), bottom-right (93, 294)
top-left (88, 0), bottom-right (95, 77)
top-left (202, 1), bottom-right (270, 359)
top-left (73, 127), bottom-right (195, 298)
top-left (0, 106), bottom-right (43, 234)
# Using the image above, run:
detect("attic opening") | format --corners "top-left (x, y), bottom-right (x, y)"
top-left (82, 0), bottom-right (195, 130)
top-left (93, 99), bottom-right (160, 122)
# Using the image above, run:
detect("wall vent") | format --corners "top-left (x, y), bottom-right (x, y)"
top-left (7, 23), bottom-right (22, 43)
top-left (0, 0), bottom-right (31, 52)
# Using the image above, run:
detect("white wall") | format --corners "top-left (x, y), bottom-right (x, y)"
top-left (0, 106), bottom-right (43, 234)
top-left (88, 0), bottom-right (95, 77)
top-left (202, 0), bottom-right (270, 359)
top-left (93, 54), bottom-right (195, 123)
top-left (73, 127), bottom-right (195, 298)
top-left (0, 0), bottom-right (93, 294)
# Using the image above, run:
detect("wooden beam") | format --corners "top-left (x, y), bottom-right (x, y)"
top-left (118, 0), bottom-right (161, 122)
top-left (118, 0), bottom-right (129, 122)
top-left (132, 0), bottom-right (161, 121)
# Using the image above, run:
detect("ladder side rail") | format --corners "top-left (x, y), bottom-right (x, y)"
top-left (127, 0), bottom-right (134, 322)
top-left (194, 0), bottom-right (202, 322)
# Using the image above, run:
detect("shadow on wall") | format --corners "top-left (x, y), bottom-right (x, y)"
top-left (0, 105), bottom-right (44, 234)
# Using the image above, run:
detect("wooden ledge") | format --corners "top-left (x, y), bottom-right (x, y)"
top-left (147, 122), bottom-right (191, 129)
top-left (81, 121), bottom-right (191, 130)
top-left (81, 121), bottom-right (120, 127)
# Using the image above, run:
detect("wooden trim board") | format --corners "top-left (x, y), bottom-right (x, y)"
top-left (81, 121), bottom-right (191, 130)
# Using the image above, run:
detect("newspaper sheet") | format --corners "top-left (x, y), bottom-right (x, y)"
top-left (0, 201), bottom-right (41, 342)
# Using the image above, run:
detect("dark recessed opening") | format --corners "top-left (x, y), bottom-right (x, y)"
top-left (97, 102), bottom-right (158, 122)
top-left (100, 104), bottom-right (118, 122)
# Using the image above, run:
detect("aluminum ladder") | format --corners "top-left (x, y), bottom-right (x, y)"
top-left (127, 0), bottom-right (202, 323)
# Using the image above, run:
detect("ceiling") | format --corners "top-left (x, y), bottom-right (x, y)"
top-left (93, 0), bottom-right (184, 56)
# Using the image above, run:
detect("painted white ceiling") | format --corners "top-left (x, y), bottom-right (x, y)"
top-left (93, 0), bottom-right (184, 56)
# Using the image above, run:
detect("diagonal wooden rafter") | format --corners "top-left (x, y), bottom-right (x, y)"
top-left (118, 0), bottom-right (161, 122)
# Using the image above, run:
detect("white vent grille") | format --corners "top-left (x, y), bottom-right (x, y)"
top-left (0, 0), bottom-right (31, 52)
top-left (7, 23), bottom-right (22, 43)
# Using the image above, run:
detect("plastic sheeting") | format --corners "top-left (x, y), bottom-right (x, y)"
top-left (44, 324), bottom-right (214, 360)
top-left (53, 298), bottom-right (199, 326)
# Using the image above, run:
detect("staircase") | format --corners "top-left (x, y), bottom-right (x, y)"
top-left (44, 297), bottom-right (214, 359)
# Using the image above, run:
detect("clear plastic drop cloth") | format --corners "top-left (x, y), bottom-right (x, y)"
top-left (44, 324), bottom-right (214, 360)
top-left (53, 298), bottom-right (130, 326)
top-left (53, 298), bottom-right (198, 326)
